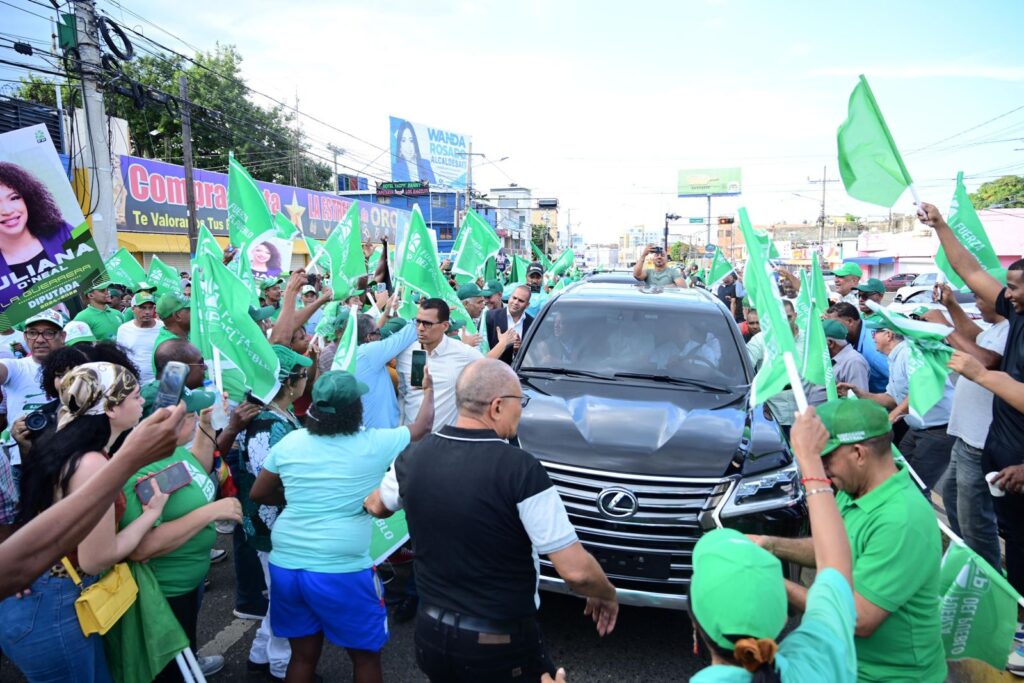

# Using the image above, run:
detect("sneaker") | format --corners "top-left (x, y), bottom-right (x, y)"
top-left (1008, 644), bottom-right (1024, 676)
top-left (198, 655), bottom-right (224, 676)
top-left (233, 608), bottom-right (267, 621)
top-left (215, 521), bottom-right (236, 535)
top-left (209, 548), bottom-right (228, 564)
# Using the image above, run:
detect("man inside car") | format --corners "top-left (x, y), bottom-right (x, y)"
top-left (633, 244), bottom-right (687, 287)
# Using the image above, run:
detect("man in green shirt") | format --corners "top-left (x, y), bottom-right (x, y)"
top-left (151, 292), bottom-right (191, 377)
top-left (72, 281), bottom-right (123, 341)
top-left (632, 244), bottom-right (686, 287)
top-left (259, 277), bottom-right (284, 322)
top-left (754, 399), bottom-right (946, 683)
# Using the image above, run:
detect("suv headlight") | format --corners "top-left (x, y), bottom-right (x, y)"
top-left (719, 462), bottom-right (802, 519)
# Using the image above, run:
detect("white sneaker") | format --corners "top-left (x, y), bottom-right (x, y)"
top-left (209, 548), bottom-right (227, 563)
top-left (215, 521), bottom-right (236, 535)
top-left (198, 655), bottom-right (224, 676)
top-left (233, 608), bottom-right (266, 621)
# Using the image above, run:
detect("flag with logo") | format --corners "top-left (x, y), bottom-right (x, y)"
top-left (195, 223), bottom-right (223, 261)
top-left (936, 172), bottom-right (1006, 289)
top-left (810, 252), bottom-right (830, 315)
top-left (324, 201), bottom-right (366, 300)
top-left (707, 249), bottom-right (733, 288)
top-left (939, 541), bottom-right (1022, 668)
top-left (104, 248), bottom-right (147, 287)
top-left (195, 253), bottom-right (280, 403)
top-left (549, 249), bottom-right (575, 278)
top-left (305, 236), bottom-right (328, 274)
top-left (330, 304), bottom-right (360, 375)
top-left (864, 300), bottom-right (953, 416)
top-left (452, 209), bottom-right (502, 282)
top-left (226, 242), bottom-right (260, 308)
top-left (739, 208), bottom-right (801, 406)
top-left (796, 271), bottom-right (838, 400)
top-left (837, 75), bottom-right (913, 207)
top-left (147, 256), bottom-right (182, 294)
top-left (227, 154), bottom-right (276, 250)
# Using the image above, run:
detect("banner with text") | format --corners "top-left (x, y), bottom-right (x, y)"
top-left (389, 116), bottom-right (470, 190)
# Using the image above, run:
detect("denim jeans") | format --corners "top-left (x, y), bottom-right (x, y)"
top-left (0, 571), bottom-right (112, 682)
top-left (942, 439), bottom-right (1002, 569)
top-left (224, 446), bottom-right (268, 616)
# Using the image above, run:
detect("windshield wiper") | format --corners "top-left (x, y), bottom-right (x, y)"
top-left (519, 366), bottom-right (613, 380)
top-left (612, 372), bottom-right (732, 393)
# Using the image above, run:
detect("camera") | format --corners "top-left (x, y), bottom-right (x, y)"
top-left (24, 399), bottom-right (59, 436)
top-left (651, 246), bottom-right (664, 255)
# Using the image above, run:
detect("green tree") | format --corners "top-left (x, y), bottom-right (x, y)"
top-left (969, 175), bottom-right (1024, 209)
top-left (669, 241), bottom-right (686, 261)
top-left (530, 224), bottom-right (548, 255)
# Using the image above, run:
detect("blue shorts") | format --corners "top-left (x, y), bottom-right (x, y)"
top-left (268, 564), bottom-right (388, 652)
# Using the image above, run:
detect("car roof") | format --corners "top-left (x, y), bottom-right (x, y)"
top-left (555, 280), bottom-right (727, 311)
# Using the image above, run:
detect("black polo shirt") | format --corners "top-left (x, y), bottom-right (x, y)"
top-left (382, 426), bottom-right (577, 621)
top-left (985, 288), bottom-right (1024, 470)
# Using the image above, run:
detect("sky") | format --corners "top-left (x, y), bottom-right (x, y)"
top-left (2, 0), bottom-right (1023, 244)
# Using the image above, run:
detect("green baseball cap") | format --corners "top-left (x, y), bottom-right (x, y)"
top-left (135, 281), bottom-right (158, 293)
top-left (311, 370), bottom-right (369, 414)
top-left (132, 291), bottom-right (156, 307)
top-left (259, 277), bottom-right (284, 292)
top-left (379, 316), bottom-right (407, 340)
top-left (833, 262), bottom-right (863, 279)
top-left (855, 278), bottom-right (885, 294)
top-left (815, 398), bottom-right (893, 455)
top-left (457, 283), bottom-right (484, 300)
top-left (88, 280), bottom-right (112, 292)
top-left (447, 319), bottom-right (466, 335)
top-left (24, 308), bottom-right (67, 330)
top-left (272, 344), bottom-right (312, 382)
top-left (690, 528), bottom-right (787, 650)
top-left (248, 305), bottom-right (276, 323)
top-left (822, 319), bottom-right (849, 340)
top-left (481, 279), bottom-right (503, 297)
top-left (63, 320), bottom-right (96, 346)
top-left (155, 292), bottom-right (190, 319)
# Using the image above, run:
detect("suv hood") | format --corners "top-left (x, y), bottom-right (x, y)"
top-left (517, 377), bottom-right (753, 478)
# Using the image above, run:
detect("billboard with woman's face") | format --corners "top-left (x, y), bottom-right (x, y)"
top-left (389, 116), bottom-right (470, 190)
top-left (0, 125), bottom-right (105, 329)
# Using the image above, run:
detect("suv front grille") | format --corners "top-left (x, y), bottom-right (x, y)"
top-left (539, 461), bottom-right (732, 595)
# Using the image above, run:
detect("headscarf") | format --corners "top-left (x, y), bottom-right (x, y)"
top-left (57, 361), bottom-right (138, 430)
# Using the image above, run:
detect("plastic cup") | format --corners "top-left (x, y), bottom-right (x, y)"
top-left (986, 471), bottom-right (1006, 498)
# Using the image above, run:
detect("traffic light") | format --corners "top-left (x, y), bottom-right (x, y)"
top-left (718, 216), bottom-right (735, 225)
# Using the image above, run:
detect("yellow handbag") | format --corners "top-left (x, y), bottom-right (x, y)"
top-left (60, 559), bottom-right (138, 636)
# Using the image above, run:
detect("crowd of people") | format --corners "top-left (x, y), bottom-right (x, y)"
top-left (0, 197), bottom-right (1022, 682)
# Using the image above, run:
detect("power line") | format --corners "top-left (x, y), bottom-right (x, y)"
top-left (0, 0), bottom-right (52, 21)
top-left (906, 104), bottom-right (1024, 154)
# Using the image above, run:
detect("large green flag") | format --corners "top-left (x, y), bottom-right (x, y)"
top-left (940, 541), bottom-right (1022, 668)
top-left (452, 209), bottom-right (502, 282)
top-left (484, 256), bottom-right (497, 282)
top-left (810, 252), bottom-right (830, 316)
top-left (739, 208), bottom-right (801, 407)
top-left (796, 271), bottom-right (838, 400)
top-left (227, 242), bottom-right (260, 308)
top-left (330, 304), bottom-right (360, 375)
top-left (743, 228), bottom-right (781, 303)
top-left (195, 253), bottom-right (280, 403)
top-left (510, 255), bottom-right (531, 284)
top-left (324, 201), bottom-right (366, 300)
top-left (937, 172), bottom-right (1006, 289)
top-left (864, 300), bottom-right (953, 416)
top-left (837, 75), bottom-right (913, 207)
top-left (274, 211), bottom-right (299, 241)
top-left (530, 241), bottom-right (553, 270)
top-left (707, 249), bottom-right (733, 287)
top-left (228, 155), bottom-right (275, 249)
top-left (549, 249), bottom-right (575, 278)
top-left (189, 260), bottom-right (213, 360)
top-left (147, 255), bottom-right (182, 295)
top-left (104, 248), bottom-right (147, 287)
top-left (195, 223), bottom-right (223, 261)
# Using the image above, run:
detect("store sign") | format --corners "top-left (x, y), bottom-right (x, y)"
top-left (377, 180), bottom-right (430, 197)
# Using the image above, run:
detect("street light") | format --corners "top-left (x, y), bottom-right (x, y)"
top-left (664, 213), bottom-right (681, 252)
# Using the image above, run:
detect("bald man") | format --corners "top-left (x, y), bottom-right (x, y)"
top-left (367, 358), bottom-right (618, 681)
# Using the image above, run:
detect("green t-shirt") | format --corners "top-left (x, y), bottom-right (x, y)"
top-left (836, 466), bottom-right (946, 683)
top-left (643, 266), bottom-right (682, 287)
top-left (150, 328), bottom-right (184, 376)
top-left (73, 305), bottom-right (124, 341)
top-left (120, 447), bottom-right (217, 597)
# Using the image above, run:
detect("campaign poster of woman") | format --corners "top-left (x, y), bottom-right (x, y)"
top-left (0, 125), bottom-right (105, 328)
top-left (247, 233), bottom-right (294, 281)
top-left (390, 118), bottom-right (437, 185)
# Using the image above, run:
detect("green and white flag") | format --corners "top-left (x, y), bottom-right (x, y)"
top-left (369, 514), bottom-right (409, 567)
top-left (837, 75), bottom-right (913, 207)
top-left (940, 541), bottom-right (1022, 668)
top-left (331, 304), bottom-right (360, 375)
top-left (195, 253), bottom-right (280, 403)
top-left (195, 223), bottom-right (223, 261)
top-left (452, 209), bottom-right (502, 282)
top-left (549, 249), bottom-right (575, 278)
top-left (147, 255), bottom-right (182, 295)
top-left (796, 271), bottom-right (838, 400)
top-left (531, 241), bottom-right (553, 270)
top-left (810, 252), bottom-right (830, 316)
top-left (227, 242), bottom-right (260, 308)
top-left (104, 248), bottom-right (147, 287)
top-left (228, 154), bottom-right (274, 250)
top-left (864, 300), bottom-right (953, 416)
top-left (189, 259), bottom-right (214, 360)
top-left (739, 208), bottom-right (802, 407)
top-left (937, 172), bottom-right (1006, 289)
top-left (324, 201), bottom-right (366, 300)
top-left (305, 236), bottom-right (328, 274)
top-left (274, 211), bottom-right (299, 241)
top-left (707, 249), bottom-right (733, 288)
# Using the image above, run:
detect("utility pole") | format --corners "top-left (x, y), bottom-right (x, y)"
top-left (178, 75), bottom-right (198, 256)
top-left (73, 0), bottom-right (117, 258)
top-left (808, 165), bottom-right (838, 245)
top-left (464, 141), bottom-right (473, 229)
top-left (327, 144), bottom-right (345, 194)
top-left (664, 213), bottom-right (680, 252)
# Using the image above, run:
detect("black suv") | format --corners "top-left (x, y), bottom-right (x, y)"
top-left (513, 281), bottom-right (806, 609)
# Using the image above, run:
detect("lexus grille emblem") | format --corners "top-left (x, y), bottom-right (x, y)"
top-left (596, 487), bottom-right (639, 518)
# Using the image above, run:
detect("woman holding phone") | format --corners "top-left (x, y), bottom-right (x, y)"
top-left (0, 362), bottom-right (165, 682)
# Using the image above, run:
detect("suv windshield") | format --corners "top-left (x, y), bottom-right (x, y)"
top-left (520, 301), bottom-right (747, 387)
top-left (912, 273), bottom-right (938, 286)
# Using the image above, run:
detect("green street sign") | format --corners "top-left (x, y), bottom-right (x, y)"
top-left (689, 217), bottom-right (705, 224)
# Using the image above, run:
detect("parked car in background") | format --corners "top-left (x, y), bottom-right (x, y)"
top-left (883, 272), bottom-right (918, 291)
top-left (894, 272), bottom-right (941, 303)
top-left (888, 289), bottom-right (987, 328)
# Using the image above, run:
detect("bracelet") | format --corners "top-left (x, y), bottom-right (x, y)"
top-left (801, 476), bottom-right (831, 486)
top-left (805, 487), bottom-right (834, 498)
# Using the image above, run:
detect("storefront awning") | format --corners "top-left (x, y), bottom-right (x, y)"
top-left (843, 256), bottom-right (894, 266)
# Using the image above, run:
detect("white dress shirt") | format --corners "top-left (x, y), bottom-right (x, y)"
top-left (397, 334), bottom-right (482, 430)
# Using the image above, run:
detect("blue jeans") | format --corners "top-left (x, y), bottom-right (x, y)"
top-left (0, 571), bottom-right (111, 682)
top-left (942, 438), bottom-right (1001, 570)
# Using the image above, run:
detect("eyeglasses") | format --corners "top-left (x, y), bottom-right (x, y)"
top-left (25, 329), bottom-right (60, 340)
top-left (499, 394), bottom-right (530, 408)
top-left (857, 292), bottom-right (873, 300)
top-left (415, 318), bottom-right (443, 328)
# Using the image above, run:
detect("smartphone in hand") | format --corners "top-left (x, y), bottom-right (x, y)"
top-left (135, 461), bottom-right (192, 505)
top-left (153, 361), bottom-right (188, 411)
top-left (411, 350), bottom-right (427, 388)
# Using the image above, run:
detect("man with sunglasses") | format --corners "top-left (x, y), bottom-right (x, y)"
top-left (855, 279), bottom-right (886, 317)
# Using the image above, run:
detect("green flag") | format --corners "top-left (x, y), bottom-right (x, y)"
top-left (195, 223), bottom-right (223, 261)
top-left (484, 256), bottom-right (497, 282)
top-left (228, 154), bottom-right (275, 249)
top-left (189, 260), bottom-right (213, 359)
top-left (530, 241), bottom-right (553, 270)
top-left (305, 236), bottom-right (328, 274)
top-left (810, 252), bottom-right (830, 316)
top-left (707, 249), bottom-right (733, 287)
top-left (226, 241), bottom-right (260, 308)
top-left (837, 75), bottom-right (913, 207)
top-left (511, 255), bottom-right (531, 284)
top-left (324, 201), bottom-right (367, 300)
top-left (549, 249), bottom-right (575, 278)
top-left (147, 255), bottom-right (182, 294)
top-left (452, 209), bottom-right (502, 282)
top-left (330, 304), bottom-right (360, 375)
top-left (274, 211), bottom-right (299, 241)
top-left (739, 208), bottom-right (801, 407)
top-left (937, 172), bottom-right (1006, 289)
top-left (104, 248), bottom-right (147, 287)
top-left (940, 541), bottom-right (1022, 668)
top-left (369, 513), bottom-right (409, 566)
top-left (196, 253), bottom-right (280, 403)
top-left (864, 300), bottom-right (953, 416)
top-left (796, 271), bottom-right (838, 400)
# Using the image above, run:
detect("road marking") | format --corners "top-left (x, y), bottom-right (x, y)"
top-left (199, 618), bottom-right (257, 658)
